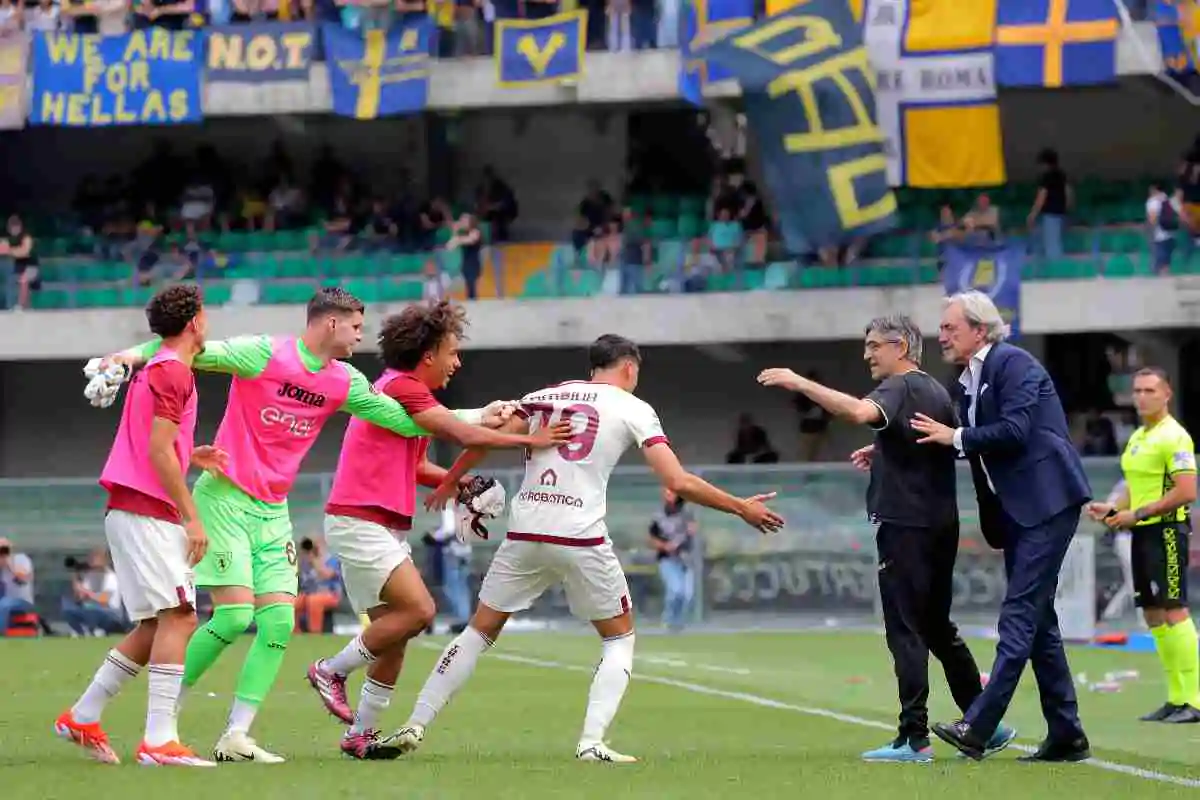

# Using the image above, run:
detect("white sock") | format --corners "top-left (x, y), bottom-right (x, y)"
top-left (350, 677), bottom-right (394, 735)
top-left (579, 632), bottom-right (635, 748)
top-left (408, 627), bottom-right (492, 728)
top-left (321, 635), bottom-right (376, 677)
top-left (145, 664), bottom-right (184, 747)
top-left (71, 649), bottom-right (143, 724)
top-left (225, 698), bottom-right (258, 735)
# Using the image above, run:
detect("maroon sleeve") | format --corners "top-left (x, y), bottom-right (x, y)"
top-left (384, 375), bottom-right (443, 415)
top-left (146, 361), bottom-right (194, 424)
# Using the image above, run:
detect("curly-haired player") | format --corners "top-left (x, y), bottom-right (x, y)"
top-left (305, 300), bottom-right (570, 760)
top-left (58, 285), bottom-right (228, 766)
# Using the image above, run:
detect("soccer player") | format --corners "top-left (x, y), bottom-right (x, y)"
top-left (1087, 367), bottom-right (1200, 723)
top-left (305, 301), bottom-right (571, 758)
top-left (390, 334), bottom-right (785, 763)
top-left (56, 285), bottom-right (224, 767)
top-left (98, 288), bottom-right (521, 763)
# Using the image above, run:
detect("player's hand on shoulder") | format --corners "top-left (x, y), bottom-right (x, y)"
top-left (849, 445), bottom-right (874, 471)
top-left (530, 420), bottom-right (574, 448)
top-left (739, 492), bottom-right (784, 534)
top-left (756, 368), bottom-right (802, 391)
top-left (481, 400), bottom-right (519, 428)
top-left (191, 445), bottom-right (230, 474)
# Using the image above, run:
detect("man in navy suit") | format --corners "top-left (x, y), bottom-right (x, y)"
top-left (910, 290), bottom-right (1093, 762)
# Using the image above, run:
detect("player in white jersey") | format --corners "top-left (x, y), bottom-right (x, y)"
top-left (389, 334), bottom-right (785, 763)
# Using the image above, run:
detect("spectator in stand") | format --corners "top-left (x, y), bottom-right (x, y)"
top-left (178, 171), bottom-right (217, 236)
top-left (422, 256), bottom-right (451, 301)
top-left (453, 0), bottom-right (485, 55)
top-left (446, 213), bottom-right (483, 299)
top-left (360, 198), bottom-right (398, 252)
top-left (0, 0), bottom-right (22, 32)
top-left (606, 0), bottom-right (653, 49)
top-left (309, 195), bottom-right (357, 253)
top-left (62, 0), bottom-right (128, 34)
top-left (1147, 182), bottom-right (1181, 274)
top-left (266, 174), bottom-right (306, 231)
top-left (0, 537), bottom-right (35, 637)
top-left (1176, 137), bottom-right (1200, 255)
top-left (26, 0), bottom-right (61, 31)
top-left (708, 207), bottom-right (742, 273)
top-left (574, 180), bottom-right (614, 265)
top-left (726, 413), bottom-right (779, 464)
top-left (133, 0), bottom-right (195, 29)
top-left (521, 0), bottom-right (556, 19)
top-left (930, 205), bottom-right (962, 272)
top-left (963, 193), bottom-right (1001, 243)
top-left (475, 165), bottom-right (517, 242)
top-left (124, 205), bottom-right (164, 287)
top-left (295, 536), bottom-right (343, 634)
top-left (1027, 148), bottom-right (1071, 260)
top-left (619, 206), bottom-right (653, 295)
top-left (739, 180), bottom-right (769, 266)
top-left (61, 548), bottom-right (126, 637)
top-left (2, 214), bottom-right (40, 311)
top-left (417, 196), bottom-right (450, 250)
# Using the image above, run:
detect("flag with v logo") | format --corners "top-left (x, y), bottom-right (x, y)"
top-left (495, 10), bottom-right (587, 87)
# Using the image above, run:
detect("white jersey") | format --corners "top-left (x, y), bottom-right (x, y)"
top-left (509, 380), bottom-right (668, 541)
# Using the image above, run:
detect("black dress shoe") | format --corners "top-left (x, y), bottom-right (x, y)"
top-left (1163, 705), bottom-right (1200, 724)
top-left (1017, 736), bottom-right (1091, 763)
top-left (932, 720), bottom-right (986, 760)
top-left (1141, 702), bottom-right (1183, 722)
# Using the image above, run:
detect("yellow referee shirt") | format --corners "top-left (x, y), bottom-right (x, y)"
top-left (1120, 415), bottom-right (1197, 526)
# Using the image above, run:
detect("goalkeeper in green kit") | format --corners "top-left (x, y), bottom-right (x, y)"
top-left (100, 289), bottom-right (561, 762)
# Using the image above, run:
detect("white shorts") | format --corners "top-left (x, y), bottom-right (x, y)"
top-left (104, 509), bottom-right (195, 622)
top-left (324, 514), bottom-right (413, 615)
top-left (478, 537), bottom-right (631, 622)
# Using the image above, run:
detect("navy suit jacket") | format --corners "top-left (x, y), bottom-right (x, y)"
top-left (957, 342), bottom-right (1091, 544)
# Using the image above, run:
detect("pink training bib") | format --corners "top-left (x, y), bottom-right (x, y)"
top-left (100, 348), bottom-right (198, 510)
top-left (214, 337), bottom-right (351, 503)
top-left (326, 369), bottom-right (427, 518)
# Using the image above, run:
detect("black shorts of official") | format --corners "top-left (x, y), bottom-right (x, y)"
top-left (1131, 521), bottom-right (1191, 609)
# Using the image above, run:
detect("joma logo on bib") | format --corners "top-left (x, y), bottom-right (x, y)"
top-left (276, 381), bottom-right (327, 408)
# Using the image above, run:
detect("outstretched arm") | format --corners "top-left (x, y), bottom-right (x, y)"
top-left (642, 441), bottom-right (783, 533)
top-left (112, 335), bottom-right (273, 379)
top-left (425, 416), bottom-right (531, 510)
top-left (757, 368), bottom-right (884, 427)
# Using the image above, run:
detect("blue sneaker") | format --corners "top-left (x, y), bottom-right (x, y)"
top-left (861, 738), bottom-right (933, 763)
top-left (982, 723), bottom-right (1017, 758)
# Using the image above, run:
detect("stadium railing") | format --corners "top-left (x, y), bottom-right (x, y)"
top-left (1, 459), bottom-right (1149, 629)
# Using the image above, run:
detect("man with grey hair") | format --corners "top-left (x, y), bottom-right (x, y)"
top-left (912, 290), bottom-right (1093, 763)
top-left (758, 313), bottom-right (1013, 763)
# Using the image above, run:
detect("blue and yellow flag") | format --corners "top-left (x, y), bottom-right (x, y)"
top-left (494, 10), bottom-right (585, 87)
top-left (995, 0), bottom-right (1118, 88)
top-left (678, 0), bottom-right (753, 105)
top-left (321, 21), bottom-right (431, 120)
top-left (862, 0), bottom-right (1004, 188)
top-left (1157, 0), bottom-right (1200, 74)
top-left (697, 1), bottom-right (897, 251)
top-left (943, 241), bottom-right (1023, 338)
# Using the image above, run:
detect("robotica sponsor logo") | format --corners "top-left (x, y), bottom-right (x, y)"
top-left (260, 406), bottom-right (317, 437)
top-left (519, 489), bottom-right (583, 508)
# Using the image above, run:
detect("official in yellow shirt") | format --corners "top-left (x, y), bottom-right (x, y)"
top-left (1088, 367), bottom-right (1199, 724)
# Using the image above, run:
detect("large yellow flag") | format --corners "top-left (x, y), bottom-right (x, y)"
top-left (862, 0), bottom-right (1006, 187)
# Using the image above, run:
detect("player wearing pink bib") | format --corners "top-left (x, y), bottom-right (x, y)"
top-left (100, 288), bottom-right (538, 763)
top-left (57, 285), bottom-right (225, 767)
top-left (304, 301), bottom-right (570, 759)
top-left (392, 334), bottom-right (786, 764)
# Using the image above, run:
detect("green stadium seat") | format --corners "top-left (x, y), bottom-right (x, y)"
top-left (1040, 258), bottom-right (1095, 280)
top-left (1062, 229), bottom-right (1091, 254)
top-left (201, 282), bottom-right (233, 306)
top-left (344, 279), bottom-right (381, 303)
top-left (522, 270), bottom-right (553, 298)
top-left (677, 215), bottom-right (704, 240)
top-left (649, 218), bottom-right (678, 240)
top-left (31, 288), bottom-right (69, 310)
top-left (379, 279), bottom-right (423, 302)
top-left (1098, 229), bottom-right (1144, 253)
top-left (261, 282), bottom-right (316, 305)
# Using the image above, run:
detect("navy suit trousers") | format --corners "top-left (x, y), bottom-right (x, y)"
top-left (964, 505), bottom-right (1085, 742)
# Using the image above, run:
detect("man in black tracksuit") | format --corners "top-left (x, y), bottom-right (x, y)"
top-left (757, 313), bottom-right (1015, 763)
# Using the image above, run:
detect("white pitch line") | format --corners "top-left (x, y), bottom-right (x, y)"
top-left (488, 650), bottom-right (1200, 789)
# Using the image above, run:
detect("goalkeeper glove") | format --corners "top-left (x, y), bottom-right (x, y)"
top-left (83, 358), bottom-right (129, 408)
top-left (454, 476), bottom-right (507, 543)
